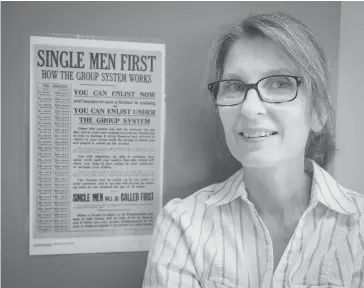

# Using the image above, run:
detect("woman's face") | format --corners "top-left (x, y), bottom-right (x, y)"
top-left (218, 36), bottom-right (312, 168)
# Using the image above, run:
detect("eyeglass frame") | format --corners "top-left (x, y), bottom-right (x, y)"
top-left (207, 75), bottom-right (303, 106)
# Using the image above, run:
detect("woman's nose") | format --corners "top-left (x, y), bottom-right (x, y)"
top-left (239, 88), bottom-right (267, 118)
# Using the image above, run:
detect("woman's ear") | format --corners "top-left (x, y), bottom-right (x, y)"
top-left (311, 108), bottom-right (327, 133)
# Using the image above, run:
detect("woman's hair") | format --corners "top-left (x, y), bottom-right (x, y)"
top-left (203, 11), bottom-right (336, 169)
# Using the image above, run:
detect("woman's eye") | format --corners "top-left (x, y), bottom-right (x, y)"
top-left (273, 80), bottom-right (291, 88)
top-left (266, 77), bottom-right (293, 89)
top-left (223, 81), bottom-right (244, 91)
top-left (233, 82), bottom-right (245, 90)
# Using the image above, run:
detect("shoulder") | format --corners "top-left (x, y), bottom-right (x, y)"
top-left (343, 188), bottom-right (364, 259)
top-left (160, 182), bottom-right (222, 222)
top-left (159, 169), bottom-right (245, 225)
top-left (345, 187), bottom-right (364, 216)
top-left (311, 160), bottom-right (364, 217)
top-left (347, 190), bottom-right (364, 228)
top-left (338, 186), bottom-right (364, 239)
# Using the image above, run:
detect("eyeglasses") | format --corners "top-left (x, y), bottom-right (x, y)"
top-left (208, 75), bottom-right (302, 106)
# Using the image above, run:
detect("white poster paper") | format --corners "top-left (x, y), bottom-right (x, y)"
top-left (29, 36), bottom-right (165, 255)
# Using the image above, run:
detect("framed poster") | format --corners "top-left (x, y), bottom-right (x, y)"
top-left (29, 35), bottom-right (165, 255)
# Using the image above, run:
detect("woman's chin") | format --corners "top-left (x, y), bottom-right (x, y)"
top-left (237, 153), bottom-right (280, 168)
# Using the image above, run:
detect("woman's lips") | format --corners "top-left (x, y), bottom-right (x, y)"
top-left (239, 131), bottom-right (278, 141)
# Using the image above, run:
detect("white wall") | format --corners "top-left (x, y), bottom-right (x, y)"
top-left (334, 2), bottom-right (364, 194)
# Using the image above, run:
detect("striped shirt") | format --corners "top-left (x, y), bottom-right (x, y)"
top-left (143, 160), bottom-right (364, 288)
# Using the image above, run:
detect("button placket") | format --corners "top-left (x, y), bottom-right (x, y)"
top-left (246, 202), bottom-right (274, 288)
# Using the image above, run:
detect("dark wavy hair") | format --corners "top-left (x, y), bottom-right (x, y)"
top-left (203, 11), bottom-right (336, 169)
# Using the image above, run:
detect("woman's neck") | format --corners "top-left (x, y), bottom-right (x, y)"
top-left (243, 157), bottom-right (312, 217)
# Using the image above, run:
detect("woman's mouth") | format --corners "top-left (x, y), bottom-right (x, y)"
top-left (239, 131), bottom-right (278, 141)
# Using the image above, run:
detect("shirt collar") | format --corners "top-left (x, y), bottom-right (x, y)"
top-left (205, 169), bottom-right (246, 206)
top-left (308, 159), bottom-right (357, 215)
top-left (205, 159), bottom-right (357, 215)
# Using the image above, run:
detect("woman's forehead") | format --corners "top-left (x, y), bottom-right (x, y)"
top-left (222, 37), bottom-right (299, 80)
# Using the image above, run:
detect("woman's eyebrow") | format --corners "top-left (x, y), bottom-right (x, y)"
top-left (221, 68), bottom-right (299, 82)
top-left (221, 73), bottom-right (245, 81)
top-left (263, 68), bottom-right (298, 77)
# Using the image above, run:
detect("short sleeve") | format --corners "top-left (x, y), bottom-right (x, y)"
top-left (142, 199), bottom-right (200, 288)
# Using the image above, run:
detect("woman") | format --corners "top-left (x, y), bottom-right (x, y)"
top-left (143, 11), bottom-right (364, 288)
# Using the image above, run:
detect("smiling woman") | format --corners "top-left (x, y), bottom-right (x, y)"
top-left (142, 11), bottom-right (364, 288)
